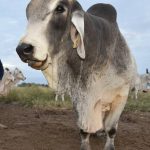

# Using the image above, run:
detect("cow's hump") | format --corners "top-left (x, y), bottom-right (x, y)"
top-left (87, 3), bottom-right (117, 23)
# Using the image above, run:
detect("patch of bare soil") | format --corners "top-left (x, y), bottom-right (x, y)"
top-left (0, 103), bottom-right (149, 150)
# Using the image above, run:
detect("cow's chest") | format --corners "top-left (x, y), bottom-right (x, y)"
top-left (87, 72), bottom-right (128, 103)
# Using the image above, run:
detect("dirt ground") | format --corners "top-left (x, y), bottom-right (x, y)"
top-left (0, 103), bottom-right (149, 150)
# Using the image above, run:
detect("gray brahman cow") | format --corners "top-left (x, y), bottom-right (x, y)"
top-left (16, 0), bottom-right (136, 149)
top-left (131, 69), bottom-right (150, 99)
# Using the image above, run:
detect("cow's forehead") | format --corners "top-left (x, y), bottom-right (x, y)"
top-left (27, 0), bottom-right (72, 21)
top-left (27, 0), bottom-right (52, 20)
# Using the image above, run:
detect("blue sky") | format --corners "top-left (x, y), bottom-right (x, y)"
top-left (0, 0), bottom-right (150, 84)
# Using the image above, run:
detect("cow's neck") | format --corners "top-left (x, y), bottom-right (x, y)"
top-left (42, 51), bottom-right (67, 91)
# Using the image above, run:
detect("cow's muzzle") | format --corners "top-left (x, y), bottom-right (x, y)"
top-left (16, 43), bottom-right (48, 70)
top-left (16, 43), bottom-right (34, 62)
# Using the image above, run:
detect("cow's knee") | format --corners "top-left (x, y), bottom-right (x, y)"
top-left (80, 130), bottom-right (91, 150)
top-left (108, 127), bottom-right (116, 138)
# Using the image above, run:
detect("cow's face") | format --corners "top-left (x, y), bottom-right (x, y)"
top-left (14, 68), bottom-right (26, 81)
top-left (16, 0), bottom-right (85, 71)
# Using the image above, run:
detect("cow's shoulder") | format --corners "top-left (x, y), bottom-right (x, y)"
top-left (87, 3), bottom-right (117, 23)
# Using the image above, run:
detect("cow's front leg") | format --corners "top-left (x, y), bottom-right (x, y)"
top-left (104, 124), bottom-right (118, 150)
top-left (55, 92), bottom-right (59, 101)
top-left (104, 93), bottom-right (129, 150)
top-left (80, 130), bottom-right (91, 150)
top-left (61, 93), bottom-right (65, 102)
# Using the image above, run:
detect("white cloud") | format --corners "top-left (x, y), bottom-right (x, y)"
top-left (3, 63), bottom-right (15, 69)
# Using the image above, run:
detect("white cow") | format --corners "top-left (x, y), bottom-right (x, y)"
top-left (12, 68), bottom-right (26, 86)
top-left (5, 68), bottom-right (26, 93)
top-left (0, 68), bottom-right (14, 96)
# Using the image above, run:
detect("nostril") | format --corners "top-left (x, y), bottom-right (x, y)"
top-left (16, 43), bottom-right (33, 55)
top-left (23, 44), bottom-right (33, 54)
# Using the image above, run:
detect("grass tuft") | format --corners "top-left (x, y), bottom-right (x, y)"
top-left (0, 86), bottom-right (72, 109)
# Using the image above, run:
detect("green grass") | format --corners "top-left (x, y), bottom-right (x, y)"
top-left (125, 92), bottom-right (150, 112)
top-left (0, 86), bottom-right (149, 112)
top-left (0, 86), bottom-right (72, 109)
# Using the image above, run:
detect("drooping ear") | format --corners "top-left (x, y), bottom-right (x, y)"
top-left (71, 11), bottom-right (85, 59)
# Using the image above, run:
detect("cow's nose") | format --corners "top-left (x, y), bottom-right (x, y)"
top-left (16, 43), bottom-right (34, 56)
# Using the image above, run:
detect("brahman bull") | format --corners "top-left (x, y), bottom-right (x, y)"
top-left (16, 0), bottom-right (137, 149)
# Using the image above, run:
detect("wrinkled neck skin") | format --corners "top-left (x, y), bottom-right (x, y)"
top-left (42, 39), bottom-right (73, 92)
top-left (42, 63), bottom-right (58, 90)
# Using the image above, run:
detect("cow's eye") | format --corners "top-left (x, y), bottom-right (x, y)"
top-left (55, 5), bottom-right (65, 13)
